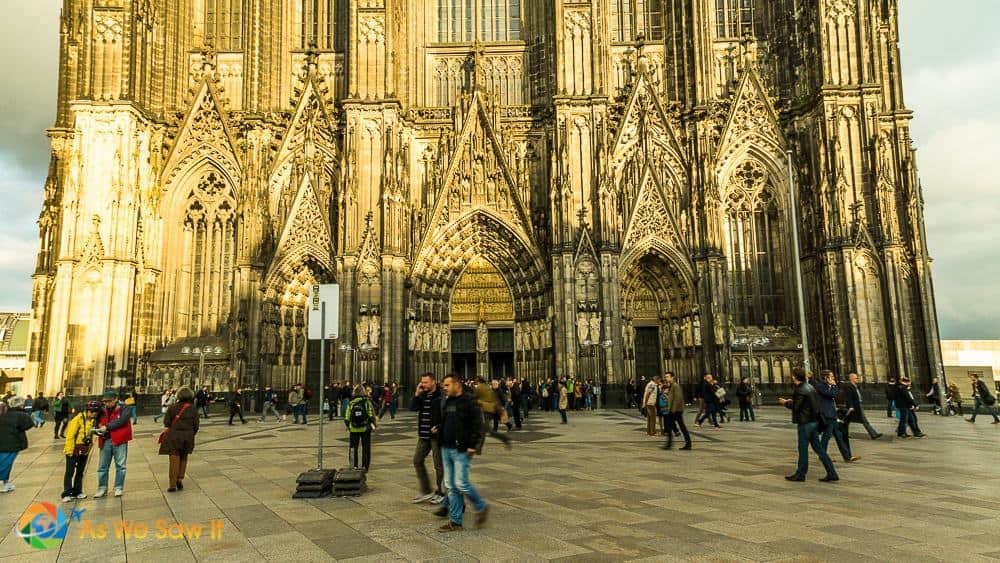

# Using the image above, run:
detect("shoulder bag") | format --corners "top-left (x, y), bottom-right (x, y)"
top-left (158, 403), bottom-right (191, 444)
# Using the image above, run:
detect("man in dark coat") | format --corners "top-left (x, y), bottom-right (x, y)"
top-left (884, 377), bottom-right (897, 418)
top-left (843, 373), bottom-right (882, 441)
top-left (814, 370), bottom-right (858, 462)
top-left (437, 376), bottom-right (488, 533)
top-left (0, 397), bottom-right (34, 492)
top-left (895, 378), bottom-right (926, 438)
top-left (779, 368), bottom-right (838, 482)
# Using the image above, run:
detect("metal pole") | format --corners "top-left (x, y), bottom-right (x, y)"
top-left (748, 343), bottom-right (757, 407)
top-left (318, 302), bottom-right (325, 471)
top-left (787, 150), bottom-right (811, 371)
top-left (199, 353), bottom-right (206, 387)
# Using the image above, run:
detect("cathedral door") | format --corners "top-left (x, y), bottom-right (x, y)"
top-left (450, 257), bottom-right (516, 381)
top-left (451, 330), bottom-right (477, 380)
top-left (488, 329), bottom-right (514, 380)
top-left (634, 327), bottom-right (661, 380)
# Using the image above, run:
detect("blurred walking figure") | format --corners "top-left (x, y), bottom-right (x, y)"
top-left (62, 400), bottom-right (100, 502)
top-left (159, 387), bottom-right (199, 492)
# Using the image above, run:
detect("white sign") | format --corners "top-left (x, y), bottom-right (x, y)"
top-left (307, 284), bottom-right (340, 340)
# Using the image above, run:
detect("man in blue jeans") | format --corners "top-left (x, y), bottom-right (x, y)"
top-left (94, 391), bottom-right (133, 498)
top-left (437, 375), bottom-right (489, 532)
top-left (779, 368), bottom-right (838, 483)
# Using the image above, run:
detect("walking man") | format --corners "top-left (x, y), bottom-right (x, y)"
top-left (843, 373), bottom-right (882, 439)
top-left (779, 368), bottom-right (838, 483)
top-left (438, 375), bottom-right (489, 532)
top-left (410, 373), bottom-right (445, 504)
top-left (885, 377), bottom-right (897, 418)
top-left (228, 389), bottom-right (247, 425)
top-left (259, 387), bottom-right (281, 422)
top-left (195, 387), bottom-right (211, 418)
top-left (966, 373), bottom-right (999, 424)
top-left (895, 377), bottom-right (926, 438)
top-left (814, 370), bottom-right (859, 462)
top-left (695, 374), bottom-right (721, 428)
top-left (660, 372), bottom-right (691, 450)
top-left (94, 391), bottom-right (133, 497)
top-left (641, 375), bottom-right (661, 436)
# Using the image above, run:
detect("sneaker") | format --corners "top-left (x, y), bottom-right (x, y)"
top-left (62, 496), bottom-right (74, 503)
top-left (94, 488), bottom-right (107, 498)
top-left (75, 493), bottom-right (87, 499)
top-left (430, 494), bottom-right (444, 504)
top-left (475, 506), bottom-right (490, 528)
top-left (437, 522), bottom-right (463, 533)
top-left (412, 492), bottom-right (435, 504)
top-left (847, 456), bottom-right (861, 463)
top-left (114, 488), bottom-right (123, 497)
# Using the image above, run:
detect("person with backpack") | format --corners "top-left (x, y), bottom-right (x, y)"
top-left (966, 373), bottom-right (999, 424)
top-left (345, 385), bottom-right (377, 470)
top-left (259, 386), bottom-right (281, 422)
top-left (62, 400), bottom-right (100, 502)
top-left (33, 391), bottom-right (49, 427)
top-left (53, 392), bottom-right (74, 439)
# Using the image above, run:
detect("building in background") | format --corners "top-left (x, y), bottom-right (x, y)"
top-left (942, 340), bottom-right (1000, 389)
top-left (25, 1), bottom-right (943, 396)
top-left (0, 313), bottom-right (29, 394)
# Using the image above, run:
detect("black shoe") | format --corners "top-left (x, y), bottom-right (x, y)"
top-left (167, 487), bottom-right (177, 492)
top-left (914, 433), bottom-right (926, 438)
top-left (680, 444), bottom-right (692, 450)
top-left (819, 476), bottom-right (839, 482)
top-left (785, 475), bottom-right (805, 481)
top-left (871, 433), bottom-right (883, 440)
top-left (660, 445), bottom-right (672, 450)
top-left (176, 480), bottom-right (183, 490)
top-left (898, 434), bottom-right (910, 439)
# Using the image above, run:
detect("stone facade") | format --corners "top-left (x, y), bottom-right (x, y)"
top-left (26, 0), bottom-right (943, 395)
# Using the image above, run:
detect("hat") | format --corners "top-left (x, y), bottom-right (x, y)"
top-left (86, 400), bottom-right (102, 411)
top-left (8, 396), bottom-right (25, 409)
top-left (102, 390), bottom-right (118, 399)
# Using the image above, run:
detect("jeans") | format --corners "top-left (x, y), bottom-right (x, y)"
top-left (32, 411), bottom-right (44, 427)
top-left (349, 430), bottom-right (372, 470)
top-left (340, 399), bottom-right (350, 419)
top-left (739, 404), bottom-right (755, 421)
top-left (897, 409), bottom-right (923, 436)
top-left (442, 447), bottom-right (487, 526)
top-left (794, 421), bottom-right (838, 479)
top-left (200, 404), bottom-right (210, 418)
top-left (697, 402), bottom-right (719, 426)
top-left (0, 451), bottom-right (17, 481)
top-left (414, 437), bottom-right (443, 495)
top-left (664, 412), bottom-right (691, 448)
top-left (63, 454), bottom-right (88, 497)
top-left (293, 404), bottom-right (307, 424)
top-left (260, 401), bottom-right (281, 421)
top-left (820, 417), bottom-right (852, 460)
top-left (97, 441), bottom-right (128, 489)
top-left (970, 397), bottom-right (1000, 422)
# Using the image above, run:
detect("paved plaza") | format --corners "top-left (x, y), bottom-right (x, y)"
top-left (1, 406), bottom-right (999, 562)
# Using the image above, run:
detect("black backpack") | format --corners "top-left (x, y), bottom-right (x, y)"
top-left (349, 399), bottom-right (369, 428)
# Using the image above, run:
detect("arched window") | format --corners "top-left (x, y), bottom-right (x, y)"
top-left (716, 0), bottom-right (755, 39)
top-left (178, 171), bottom-right (237, 337)
top-left (205, 0), bottom-right (243, 50)
top-left (610, 0), bottom-right (666, 42)
top-left (724, 160), bottom-right (787, 327)
top-left (297, 0), bottom-right (345, 50)
top-left (437, 0), bottom-right (521, 43)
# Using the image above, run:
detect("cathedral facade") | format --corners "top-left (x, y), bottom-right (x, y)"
top-left (26, 0), bottom-right (944, 396)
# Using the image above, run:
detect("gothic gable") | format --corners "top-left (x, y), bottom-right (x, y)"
top-left (274, 76), bottom-right (339, 170)
top-left (267, 173), bottom-right (334, 280)
top-left (715, 69), bottom-right (786, 177)
top-left (162, 80), bottom-right (242, 190)
top-left (421, 91), bottom-right (534, 247)
top-left (622, 166), bottom-right (686, 257)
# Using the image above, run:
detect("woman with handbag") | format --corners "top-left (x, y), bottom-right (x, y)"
top-left (62, 400), bottom-right (101, 502)
top-left (159, 387), bottom-right (199, 492)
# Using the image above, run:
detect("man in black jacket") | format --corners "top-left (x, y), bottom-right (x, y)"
top-left (966, 373), bottom-right (1000, 424)
top-left (885, 377), bottom-right (897, 418)
top-left (410, 373), bottom-right (445, 504)
top-left (779, 368), bottom-right (838, 482)
top-left (438, 375), bottom-right (489, 533)
top-left (814, 370), bottom-right (858, 462)
top-left (894, 378), bottom-right (926, 438)
top-left (844, 373), bottom-right (882, 440)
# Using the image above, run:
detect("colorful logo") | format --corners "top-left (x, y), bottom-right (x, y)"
top-left (16, 503), bottom-right (80, 550)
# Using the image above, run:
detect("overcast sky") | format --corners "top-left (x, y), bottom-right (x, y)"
top-left (0, 1), bottom-right (996, 338)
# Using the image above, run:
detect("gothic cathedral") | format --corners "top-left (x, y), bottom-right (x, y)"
top-left (26, 0), bottom-right (944, 396)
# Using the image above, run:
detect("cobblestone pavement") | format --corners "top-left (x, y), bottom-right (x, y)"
top-left (1, 406), bottom-right (998, 562)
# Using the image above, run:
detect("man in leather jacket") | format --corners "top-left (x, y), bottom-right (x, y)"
top-left (779, 368), bottom-right (839, 483)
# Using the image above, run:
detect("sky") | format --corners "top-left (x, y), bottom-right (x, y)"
top-left (0, 1), bottom-right (996, 338)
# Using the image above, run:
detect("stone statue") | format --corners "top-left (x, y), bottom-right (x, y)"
top-left (576, 313), bottom-right (590, 344)
top-left (477, 322), bottom-right (489, 353)
top-left (693, 316), bottom-right (702, 347)
top-left (356, 316), bottom-right (370, 346)
top-left (589, 312), bottom-right (602, 343)
top-left (543, 318), bottom-right (553, 348)
top-left (420, 323), bottom-right (431, 351)
top-left (369, 315), bottom-right (381, 348)
top-left (408, 321), bottom-right (417, 350)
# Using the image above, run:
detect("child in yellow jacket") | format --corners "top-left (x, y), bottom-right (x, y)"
top-left (62, 401), bottom-right (100, 502)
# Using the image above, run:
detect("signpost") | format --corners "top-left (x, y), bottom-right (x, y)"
top-left (308, 284), bottom-right (339, 471)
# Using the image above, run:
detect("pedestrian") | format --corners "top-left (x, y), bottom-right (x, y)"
top-left (966, 373), bottom-right (999, 424)
top-left (339, 382), bottom-right (352, 421)
top-left (509, 380), bottom-right (523, 429)
top-left (843, 373), bottom-right (882, 440)
top-left (288, 384), bottom-right (305, 424)
top-left (124, 391), bottom-right (138, 425)
top-left (894, 377), bottom-right (926, 438)
top-left (33, 391), bottom-right (49, 427)
top-left (947, 382), bottom-right (963, 416)
top-left (61, 400), bottom-right (100, 502)
top-left (0, 396), bottom-right (34, 493)
top-left (153, 389), bottom-right (174, 423)
top-left (695, 374), bottom-right (721, 428)
top-left (641, 375), bottom-right (661, 436)
top-left (378, 384), bottom-right (395, 420)
top-left (661, 372), bottom-right (691, 450)
top-left (657, 379), bottom-right (671, 436)
top-left (925, 378), bottom-right (943, 415)
top-left (159, 386), bottom-right (199, 492)
top-left (437, 375), bottom-right (489, 533)
top-left (345, 384), bottom-right (377, 470)
top-left (195, 387), bottom-right (211, 418)
top-left (325, 385), bottom-right (336, 421)
top-left (259, 386), bottom-right (281, 422)
top-left (625, 379), bottom-right (636, 409)
top-left (53, 391), bottom-right (73, 439)
top-left (779, 368), bottom-right (839, 483)
top-left (410, 373), bottom-right (444, 504)
top-left (814, 370), bottom-right (859, 462)
top-left (557, 378), bottom-right (568, 424)
top-left (94, 390), bottom-right (133, 498)
top-left (227, 389), bottom-right (247, 425)
top-left (736, 378), bottom-right (755, 422)
top-left (884, 377), bottom-right (897, 418)
top-left (472, 379), bottom-right (512, 447)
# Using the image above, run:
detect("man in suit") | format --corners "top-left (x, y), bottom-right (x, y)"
top-left (814, 370), bottom-right (859, 463)
top-left (843, 373), bottom-right (882, 442)
top-left (894, 377), bottom-right (926, 438)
